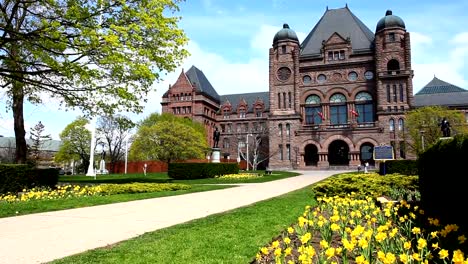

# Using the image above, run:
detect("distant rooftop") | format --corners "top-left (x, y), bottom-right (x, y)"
top-left (415, 76), bottom-right (466, 95)
top-left (414, 77), bottom-right (468, 107)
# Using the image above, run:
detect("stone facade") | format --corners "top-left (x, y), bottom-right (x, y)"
top-left (162, 7), bottom-right (415, 170)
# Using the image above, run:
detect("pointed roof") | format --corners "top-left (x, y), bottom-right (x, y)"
top-left (300, 6), bottom-right (375, 56)
top-left (185, 66), bottom-right (220, 103)
top-left (414, 77), bottom-right (468, 108)
top-left (220, 92), bottom-right (270, 113)
top-left (415, 76), bottom-right (466, 95)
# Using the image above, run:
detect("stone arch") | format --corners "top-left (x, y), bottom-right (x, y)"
top-left (355, 137), bottom-right (379, 148)
top-left (301, 89), bottom-right (326, 102)
top-left (300, 139), bottom-right (322, 152)
top-left (349, 86), bottom-right (374, 99)
top-left (324, 87), bottom-right (351, 101)
top-left (322, 135), bottom-right (356, 152)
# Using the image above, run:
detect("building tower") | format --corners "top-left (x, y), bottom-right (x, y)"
top-left (268, 24), bottom-right (301, 169)
top-left (374, 10), bottom-right (414, 158)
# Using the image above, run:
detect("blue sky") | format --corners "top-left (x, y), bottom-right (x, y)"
top-left (1, 0), bottom-right (468, 139)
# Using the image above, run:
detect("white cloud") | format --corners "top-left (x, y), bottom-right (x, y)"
top-left (411, 31), bottom-right (468, 93)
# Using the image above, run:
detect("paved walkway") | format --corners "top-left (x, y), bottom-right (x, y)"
top-left (0, 170), bottom-right (349, 264)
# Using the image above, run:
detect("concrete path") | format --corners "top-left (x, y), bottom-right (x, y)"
top-left (0, 170), bottom-right (349, 264)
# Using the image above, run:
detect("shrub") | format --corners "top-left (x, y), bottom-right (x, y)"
top-left (98, 183), bottom-right (191, 195)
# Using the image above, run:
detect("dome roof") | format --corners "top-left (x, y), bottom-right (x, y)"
top-left (273, 23), bottom-right (299, 43)
top-left (376, 10), bottom-right (405, 32)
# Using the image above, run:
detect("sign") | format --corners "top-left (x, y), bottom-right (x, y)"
top-left (373, 145), bottom-right (394, 160)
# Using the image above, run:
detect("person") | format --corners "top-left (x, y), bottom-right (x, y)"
top-left (439, 117), bottom-right (451, 137)
top-left (213, 127), bottom-right (221, 148)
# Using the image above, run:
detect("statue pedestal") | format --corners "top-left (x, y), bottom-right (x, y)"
top-left (211, 148), bottom-right (221, 163)
top-left (98, 159), bottom-right (106, 174)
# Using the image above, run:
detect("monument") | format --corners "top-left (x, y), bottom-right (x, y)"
top-left (439, 117), bottom-right (451, 137)
top-left (98, 150), bottom-right (107, 174)
top-left (211, 127), bottom-right (221, 163)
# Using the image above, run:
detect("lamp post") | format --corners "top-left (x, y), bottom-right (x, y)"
top-left (124, 136), bottom-right (129, 174)
top-left (420, 129), bottom-right (425, 151)
top-left (85, 117), bottom-right (97, 179)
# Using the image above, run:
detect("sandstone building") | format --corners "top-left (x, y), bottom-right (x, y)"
top-left (162, 6), bottom-right (414, 170)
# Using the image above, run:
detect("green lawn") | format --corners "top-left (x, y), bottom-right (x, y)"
top-left (58, 171), bottom-right (300, 184)
top-left (0, 185), bottom-right (232, 218)
top-left (2, 171), bottom-right (300, 218)
top-left (49, 182), bottom-right (318, 264)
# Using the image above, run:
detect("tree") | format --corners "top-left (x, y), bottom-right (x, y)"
top-left (55, 117), bottom-right (95, 173)
top-left (29, 121), bottom-right (51, 165)
top-left (0, 0), bottom-right (189, 164)
top-left (96, 115), bottom-right (134, 173)
top-left (138, 112), bottom-right (206, 138)
top-left (129, 121), bottom-right (208, 163)
top-left (235, 125), bottom-right (279, 171)
top-left (402, 106), bottom-right (468, 155)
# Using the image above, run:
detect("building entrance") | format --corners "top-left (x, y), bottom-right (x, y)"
top-left (360, 143), bottom-right (375, 166)
top-left (304, 144), bottom-right (319, 166)
top-left (328, 140), bottom-right (349, 165)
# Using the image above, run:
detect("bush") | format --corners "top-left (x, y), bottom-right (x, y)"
top-left (418, 134), bottom-right (468, 231)
top-left (0, 165), bottom-right (59, 194)
top-left (98, 183), bottom-right (191, 195)
top-left (0, 164), bottom-right (31, 194)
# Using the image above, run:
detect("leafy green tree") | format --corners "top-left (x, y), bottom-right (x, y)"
top-left (55, 117), bottom-right (95, 172)
top-left (402, 106), bottom-right (468, 155)
top-left (96, 115), bottom-right (135, 173)
top-left (129, 121), bottom-right (208, 163)
top-left (0, 0), bottom-right (189, 164)
top-left (138, 112), bottom-right (207, 138)
top-left (29, 121), bottom-right (52, 165)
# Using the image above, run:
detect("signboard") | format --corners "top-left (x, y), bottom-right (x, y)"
top-left (373, 145), bottom-right (394, 160)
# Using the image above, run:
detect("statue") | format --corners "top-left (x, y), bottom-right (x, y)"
top-left (439, 117), bottom-right (451, 137)
top-left (100, 150), bottom-right (106, 160)
top-left (213, 127), bottom-right (221, 148)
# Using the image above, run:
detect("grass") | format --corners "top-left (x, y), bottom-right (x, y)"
top-left (58, 171), bottom-right (300, 184)
top-left (49, 182), bottom-right (319, 264)
top-left (0, 185), bottom-right (232, 218)
top-left (1, 171), bottom-right (300, 218)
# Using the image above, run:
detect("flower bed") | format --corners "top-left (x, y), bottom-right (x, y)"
top-left (254, 194), bottom-right (467, 263)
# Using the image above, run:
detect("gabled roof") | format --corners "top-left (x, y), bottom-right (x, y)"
top-left (414, 77), bottom-right (468, 108)
top-left (415, 76), bottom-right (466, 95)
top-left (220, 92), bottom-right (270, 113)
top-left (300, 6), bottom-right (375, 57)
top-left (186, 66), bottom-right (220, 103)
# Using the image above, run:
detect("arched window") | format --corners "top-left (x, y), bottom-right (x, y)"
top-left (278, 123), bottom-right (283, 138)
top-left (283, 92), bottom-right (286, 109)
top-left (286, 123), bottom-right (290, 138)
top-left (386, 85), bottom-right (391, 102)
top-left (398, 118), bottom-right (404, 131)
top-left (399, 84), bottom-right (404, 102)
top-left (389, 119), bottom-right (395, 131)
top-left (288, 92), bottom-right (292, 108)
top-left (304, 95), bottom-right (322, 125)
top-left (387, 59), bottom-right (400, 74)
top-left (355, 92), bottom-right (374, 123)
top-left (330, 93), bottom-right (347, 125)
top-left (277, 93), bottom-right (281, 109)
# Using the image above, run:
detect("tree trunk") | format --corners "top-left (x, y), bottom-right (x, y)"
top-left (13, 82), bottom-right (27, 164)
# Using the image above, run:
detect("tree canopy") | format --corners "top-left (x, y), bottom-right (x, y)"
top-left (403, 106), bottom-right (468, 155)
top-left (0, 0), bottom-right (189, 163)
top-left (55, 117), bottom-right (92, 172)
top-left (96, 114), bottom-right (134, 173)
top-left (129, 120), bottom-right (208, 163)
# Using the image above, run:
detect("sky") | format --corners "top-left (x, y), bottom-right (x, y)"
top-left (1, 0), bottom-right (468, 140)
